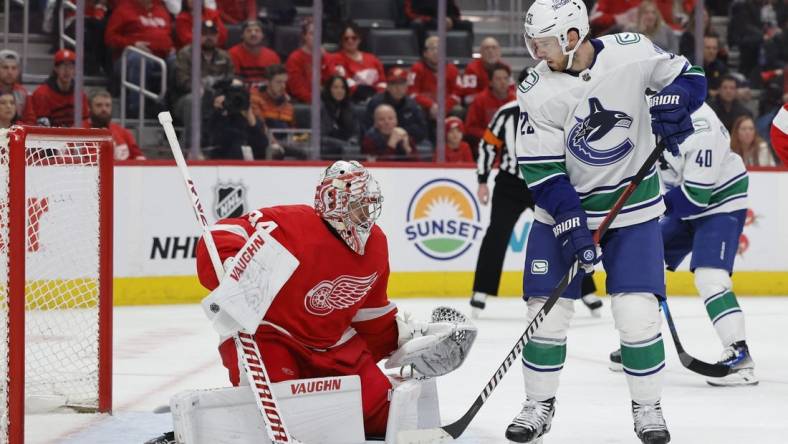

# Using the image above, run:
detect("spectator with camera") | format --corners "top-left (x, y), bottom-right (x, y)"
top-left (228, 19), bottom-right (281, 89)
top-left (320, 75), bottom-right (360, 159)
top-left (0, 49), bottom-right (35, 124)
top-left (362, 103), bottom-right (417, 161)
top-left (174, 19), bottom-right (235, 149)
top-left (205, 78), bottom-right (269, 159)
top-left (331, 22), bottom-right (386, 102)
top-left (364, 67), bottom-right (429, 148)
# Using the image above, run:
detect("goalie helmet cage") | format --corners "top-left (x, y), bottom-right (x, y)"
top-left (0, 126), bottom-right (113, 444)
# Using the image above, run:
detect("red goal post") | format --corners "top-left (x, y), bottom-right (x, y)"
top-left (1, 126), bottom-right (113, 444)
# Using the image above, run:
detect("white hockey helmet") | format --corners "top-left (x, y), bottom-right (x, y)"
top-left (523, 0), bottom-right (590, 69)
top-left (314, 161), bottom-right (382, 255)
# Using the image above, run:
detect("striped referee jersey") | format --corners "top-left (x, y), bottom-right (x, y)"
top-left (477, 100), bottom-right (521, 182)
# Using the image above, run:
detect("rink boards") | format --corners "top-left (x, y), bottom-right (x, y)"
top-left (108, 163), bottom-right (788, 304)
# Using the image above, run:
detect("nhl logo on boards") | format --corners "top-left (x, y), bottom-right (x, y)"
top-left (214, 182), bottom-right (248, 219)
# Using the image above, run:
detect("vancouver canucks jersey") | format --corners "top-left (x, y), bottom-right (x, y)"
top-left (516, 33), bottom-right (703, 229)
top-left (658, 103), bottom-right (748, 220)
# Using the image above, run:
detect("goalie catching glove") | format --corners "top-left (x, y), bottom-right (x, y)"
top-left (385, 306), bottom-right (477, 377)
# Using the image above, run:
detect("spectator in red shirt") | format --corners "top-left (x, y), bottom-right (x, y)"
top-left (84, 90), bottom-right (146, 160)
top-left (363, 104), bottom-right (417, 161)
top-left (0, 91), bottom-right (18, 129)
top-left (229, 19), bottom-right (281, 89)
top-left (215, 0), bottom-right (256, 24)
top-left (175, 0), bottom-right (228, 49)
top-left (286, 18), bottom-right (340, 103)
top-left (460, 37), bottom-right (511, 106)
top-left (32, 49), bottom-right (89, 127)
top-left (464, 63), bottom-right (515, 150)
top-left (105, 0), bottom-right (175, 117)
top-left (0, 49), bottom-right (35, 124)
top-left (332, 22), bottom-right (386, 102)
top-left (409, 36), bottom-right (462, 122)
top-left (771, 103), bottom-right (788, 165)
top-left (440, 116), bottom-right (473, 163)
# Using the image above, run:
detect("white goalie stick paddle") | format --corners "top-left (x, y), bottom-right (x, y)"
top-left (397, 141), bottom-right (669, 444)
top-left (158, 112), bottom-right (300, 444)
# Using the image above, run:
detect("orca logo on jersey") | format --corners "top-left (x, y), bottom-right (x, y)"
top-left (566, 98), bottom-right (635, 166)
top-left (304, 273), bottom-right (378, 316)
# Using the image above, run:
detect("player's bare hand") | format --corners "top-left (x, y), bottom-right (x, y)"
top-left (477, 183), bottom-right (490, 205)
top-left (240, 107), bottom-right (256, 127)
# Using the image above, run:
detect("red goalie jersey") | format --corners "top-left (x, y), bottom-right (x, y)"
top-left (196, 204), bottom-right (399, 357)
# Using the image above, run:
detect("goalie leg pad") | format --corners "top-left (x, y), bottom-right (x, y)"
top-left (384, 377), bottom-right (441, 443)
top-left (611, 292), bottom-right (665, 405)
top-left (695, 267), bottom-right (745, 346)
top-left (171, 376), bottom-right (365, 444)
top-left (522, 297), bottom-right (574, 402)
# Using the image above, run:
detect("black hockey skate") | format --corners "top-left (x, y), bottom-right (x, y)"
top-left (609, 347), bottom-right (623, 372)
top-left (144, 431), bottom-right (175, 444)
top-left (707, 341), bottom-right (758, 386)
top-left (632, 400), bottom-right (670, 444)
top-left (505, 397), bottom-right (555, 443)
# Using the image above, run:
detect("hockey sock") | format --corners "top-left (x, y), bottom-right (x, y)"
top-left (522, 297), bottom-right (573, 401)
top-left (612, 293), bottom-right (665, 404)
top-left (695, 267), bottom-right (746, 346)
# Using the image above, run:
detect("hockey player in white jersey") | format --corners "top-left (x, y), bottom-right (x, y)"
top-left (508, 0), bottom-right (706, 443)
top-left (609, 102), bottom-right (757, 386)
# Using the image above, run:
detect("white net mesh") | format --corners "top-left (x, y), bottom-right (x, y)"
top-left (0, 128), bottom-right (108, 441)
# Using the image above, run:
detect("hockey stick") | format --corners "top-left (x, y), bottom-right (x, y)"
top-left (397, 141), bottom-right (667, 444)
top-left (158, 112), bottom-right (299, 444)
top-left (660, 300), bottom-right (731, 377)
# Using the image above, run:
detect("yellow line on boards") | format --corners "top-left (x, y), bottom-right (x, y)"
top-left (112, 271), bottom-right (788, 306)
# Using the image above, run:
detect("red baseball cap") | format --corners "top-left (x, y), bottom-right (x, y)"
top-left (54, 49), bottom-right (76, 65)
top-left (387, 67), bottom-right (409, 84)
top-left (445, 116), bottom-right (464, 134)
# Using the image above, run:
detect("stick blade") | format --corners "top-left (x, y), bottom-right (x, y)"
top-left (678, 352), bottom-right (731, 377)
top-left (397, 427), bottom-right (454, 444)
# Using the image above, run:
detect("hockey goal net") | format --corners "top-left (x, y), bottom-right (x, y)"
top-left (0, 126), bottom-right (113, 443)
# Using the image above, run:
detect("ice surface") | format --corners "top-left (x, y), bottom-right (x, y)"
top-left (27, 296), bottom-right (788, 444)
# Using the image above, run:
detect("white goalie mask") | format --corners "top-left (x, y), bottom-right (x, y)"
top-left (523, 0), bottom-right (589, 70)
top-left (314, 161), bottom-right (382, 255)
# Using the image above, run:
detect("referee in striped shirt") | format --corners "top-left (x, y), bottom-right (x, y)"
top-left (470, 72), bottom-right (602, 317)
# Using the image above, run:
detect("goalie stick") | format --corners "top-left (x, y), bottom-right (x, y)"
top-left (397, 140), bottom-right (670, 444)
top-left (660, 300), bottom-right (731, 377)
top-left (158, 112), bottom-right (299, 444)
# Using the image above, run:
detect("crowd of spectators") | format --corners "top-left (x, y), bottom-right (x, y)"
top-left (2, 0), bottom-right (787, 165)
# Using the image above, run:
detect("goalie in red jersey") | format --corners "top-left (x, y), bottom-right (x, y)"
top-left (193, 161), bottom-right (476, 439)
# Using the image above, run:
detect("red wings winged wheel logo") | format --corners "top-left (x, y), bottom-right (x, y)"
top-left (304, 273), bottom-right (379, 316)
